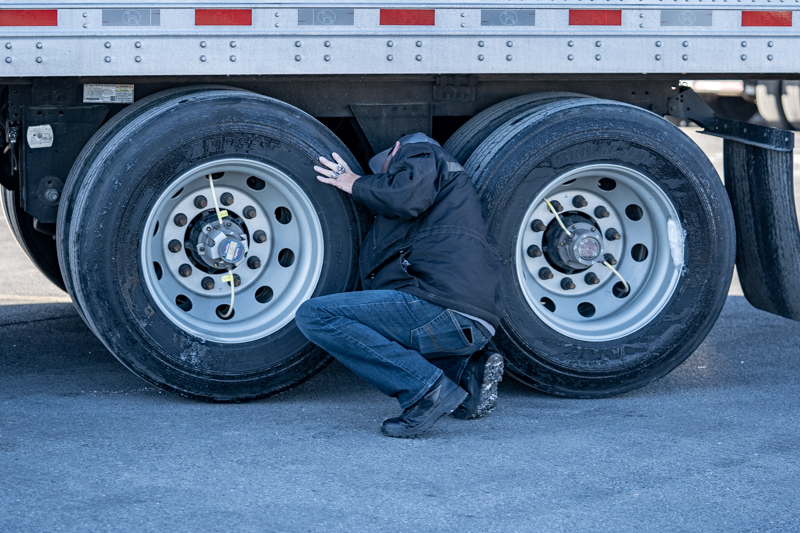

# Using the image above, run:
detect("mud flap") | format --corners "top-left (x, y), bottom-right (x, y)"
top-left (724, 138), bottom-right (800, 320)
top-left (669, 87), bottom-right (800, 321)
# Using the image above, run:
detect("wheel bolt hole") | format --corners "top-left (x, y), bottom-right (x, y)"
top-left (604, 253), bottom-right (617, 266)
top-left (613, 281), bottom-right (630, 298)
top-left (255, 286), bottom-right (274, 304)
top-left (540, 297), bottom-right (556, 312)
top-left (248, 256), bottom-right (261, 269)
top-left (278, 248), bottom-right (295, 268)
top-left (243, 206), bottom-right (257, 219)
top-left (194, 195), bottom-right (208, 209)
top-left (201, 276), bottom-right (215, 290)
top-left (153, 262), bottom-right (163, 280)
top-left (176, 294), bottom-right (192, 312)
top-left (594, 206), bottom-right (610, 218)
top-left (625, 204), bottom-right (644, 221)
top-left (220, 192), bottom-right (234, 206)
top-left (561, 277), bottom-right (575, 290)
top-left (605, 228), bottom-right (621, 241)
top-left (216, 304), bottom-right (235, 320)
top-left (168, 239), bottom-right (182, 253)
top-left (538, 267), bottom-right (553, 280)
top-left (179, 264), bottom-right (192, 277)
top-left (631, 244), bottom-right (649, 262)
top-left (531, 219), bottom-right (546, 232)
top-left (275, 206), bottom-right (292, 225)
top-left (253, 230), bottom-right (267, 244)
top-left (598, 178), bottom-right (617, 191)
top-left (577, 302), bottom-right (596, 317)
top-left (549, 200), bottom-right (564, 213)
top-left (246, 176), bottom-right (266, 191)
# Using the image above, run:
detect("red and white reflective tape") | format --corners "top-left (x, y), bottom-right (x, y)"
top-left (0, 8), bottom-right (796, 28)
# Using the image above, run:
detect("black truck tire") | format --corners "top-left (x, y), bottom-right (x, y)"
top-left (466, 97), bottom-right (735, 397)
top-left (756, 81), bottom-right (791, 129)
top-left (443, 92), bottom-right (588, 169)
top-left (62, 89), bottom-right (362, 401)
top-left (2, 186), bottom-right (65, 291)
top-left (780, 81), bottom-right (800, 130)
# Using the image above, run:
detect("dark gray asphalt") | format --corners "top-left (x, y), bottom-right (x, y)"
top-left (2, 129), bottom-right (800, 532)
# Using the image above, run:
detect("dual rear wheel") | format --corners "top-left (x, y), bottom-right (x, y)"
top-left (18, 88), bottom-right (734, 400)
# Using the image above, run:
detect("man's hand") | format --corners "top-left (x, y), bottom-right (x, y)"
top-left (315, 153), bottom-right (360, 195)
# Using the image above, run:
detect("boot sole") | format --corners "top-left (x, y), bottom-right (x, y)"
top-left (380, 386), bottom-right (468, 439)
top-left (453, 353), bottom-right (504, 420)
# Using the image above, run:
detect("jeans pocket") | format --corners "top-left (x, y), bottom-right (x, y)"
top-left (410, 310), bottom-right (471, 355)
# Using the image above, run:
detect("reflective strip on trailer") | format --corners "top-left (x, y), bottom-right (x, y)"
top-left (380, 9), bottom-right (435, 26)
top-left (0, 10), bottom-right (57, 26)
top-left (195, 9), bottom-right (252, 26)
top-left (741, 11), bottom-right (792, 27)
top-left (568, 10), bottom-right (622, 26)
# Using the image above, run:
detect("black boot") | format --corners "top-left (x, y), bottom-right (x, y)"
top-left (452, 351), bottom-right (504, 420)
top-left (381, 374), bottom-right (468, 438)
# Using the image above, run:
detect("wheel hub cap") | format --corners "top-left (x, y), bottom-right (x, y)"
top-left (194, 217), bottom-right (248, 269)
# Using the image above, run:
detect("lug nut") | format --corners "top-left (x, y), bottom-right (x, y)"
top-left (179, 264), bottom-right (192, 277)
top-left (605, 228), bottom-right (621, 241)
top-left (531, 219), bottom-right (546, 232)
top-left (572, 195), bottom-right (588, 208)
top-left (194, 195), bottom-right (208, 209)
top-left (174, 213), bottom-right (188, 227)
top-left (539, 267), bottom-right (554, 280)
top-left (201, 277), bottom-right (215, 290)
top-left (220, 192), bottom-right (234, 206)
top-left (243, 206), bottom-right (257, 219)
top-left (604, 253), bottom-right (617, 266)
top-left (233, 274), bottom-right (241, 287)
top-left (168, 239), bottom-right (182, 253)
top-left (253, 230), bottom-right (267, 244)
top-left (527, 245), bottom-right (542, 258)
top-left (585, 272), bottom-right (600, 285)
top-left (594, 206), bottom-right (610, 218)
top-left (561, 278), bottom-right (576, 290)
top-left (549, 200), bottom-right (564, 213)
top-left (248, 256), bottom-right (261, 269)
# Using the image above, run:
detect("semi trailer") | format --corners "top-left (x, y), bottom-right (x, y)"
top-left (2, 1), bottom-right (799, 401)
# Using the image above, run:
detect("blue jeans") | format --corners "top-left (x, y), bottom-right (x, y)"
top-left (295, 290), bottom-right (489, 409)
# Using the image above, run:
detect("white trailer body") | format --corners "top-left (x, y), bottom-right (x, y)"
top-left (2, 2), bottom-right (798, 401)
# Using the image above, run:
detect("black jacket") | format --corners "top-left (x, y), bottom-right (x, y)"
top-left (351, 142), bottom-right (503, 329)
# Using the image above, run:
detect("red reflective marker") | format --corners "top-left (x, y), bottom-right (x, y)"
top-left (380, 9), bottom-right (435, 26)
top-left (741, 11), bottom-right (792, 27)
top-left (569, 10), bottom-right (622, 26)
top-left (0, 10), bottom-right (58, 26)
top-left (195, 9), bottom-right (252, 26)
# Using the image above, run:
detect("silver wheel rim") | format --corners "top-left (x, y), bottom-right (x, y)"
top-left (516, 164), bottom-right (683, 342)
top-left (142, 159), bottom-right (323, 344)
